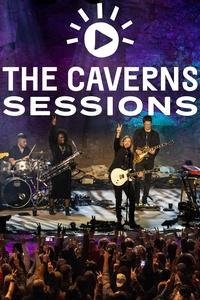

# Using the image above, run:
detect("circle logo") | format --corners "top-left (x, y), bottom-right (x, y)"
top-left (84, 22), bottom-right (119, 58)
top-left (67, 5), bottom-right (134, 58)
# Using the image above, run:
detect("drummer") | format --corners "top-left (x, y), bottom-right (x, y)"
top-left (9, 133), bottom-right (30, 165)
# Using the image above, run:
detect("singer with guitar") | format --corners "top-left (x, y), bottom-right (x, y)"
top-left (109, 124), bottom-right (142, 229)
top-left (133, 115), bottom-right (160, 205)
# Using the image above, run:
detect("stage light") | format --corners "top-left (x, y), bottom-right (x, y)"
top-left (0, 215), bottom-right (11, 233)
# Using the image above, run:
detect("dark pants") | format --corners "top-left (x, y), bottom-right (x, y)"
top-left (113, 181), bottom-right (136, 225)
top-left (51, 169), bottom-right (71, 200)
top-left (135, 158), bottom-right (154, 204)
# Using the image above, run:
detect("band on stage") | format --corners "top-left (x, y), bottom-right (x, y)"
top-left (0, 115), bottom-right (161, 228)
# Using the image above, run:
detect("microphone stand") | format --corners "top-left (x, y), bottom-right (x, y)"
top-left (124, 151), bottom-right (132, 226)
top-left (32, 152), bottom-right (44, 216)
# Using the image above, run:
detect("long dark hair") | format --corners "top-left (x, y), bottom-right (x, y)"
top-left (56, 129), bottom-right (68, 145)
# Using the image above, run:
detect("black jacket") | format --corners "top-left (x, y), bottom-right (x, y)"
top-left (49, 125), bottom-right (72, 165)
top-left (133, 128), bottom-right (160, 158)
top-left (109, 137), bottom-right (133, 172)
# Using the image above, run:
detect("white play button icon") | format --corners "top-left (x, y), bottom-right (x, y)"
top-left (94, 29), bottom-right (113, 50)
top-left (84, 22), bottom-right (119, 58)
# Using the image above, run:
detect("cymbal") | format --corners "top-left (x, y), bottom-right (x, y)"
top-left (33, 151), bottom-right (44, 155)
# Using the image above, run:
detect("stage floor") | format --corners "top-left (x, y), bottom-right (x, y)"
top-left (0, 187), bottom-right (184, 232)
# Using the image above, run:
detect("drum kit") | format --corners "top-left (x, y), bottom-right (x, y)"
top-left (0, 151), bottom-right (50, 209)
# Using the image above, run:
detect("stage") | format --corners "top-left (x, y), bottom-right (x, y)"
top-left (0, 186), bottom-right (184, 233)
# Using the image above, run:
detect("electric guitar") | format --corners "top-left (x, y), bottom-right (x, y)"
top-left (110, 168), bottom-right (158, 186)
top-left (0, 152), bottom-right (9, 160)
top-left (134, 140), bottom-right (174, 164)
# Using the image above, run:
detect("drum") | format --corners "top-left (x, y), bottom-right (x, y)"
top-left (31, 159), bottom-right (51, 175)
top-left (2, 177), bottom-right (32, 208)
top-left (31, 159), bottom-right (45, 172)
top-left (0, 160), bottom-right (11, 174)
top-left (15, 160), bottom-right (31, 176)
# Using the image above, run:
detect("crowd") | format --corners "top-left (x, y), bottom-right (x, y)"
top-left (0, 226), bottom-right (199, 300)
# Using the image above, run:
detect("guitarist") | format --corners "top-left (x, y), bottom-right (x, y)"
top-left (133, 116), bottom-right (160, 205)
top-left (109, 124), bottom-right (141, 229)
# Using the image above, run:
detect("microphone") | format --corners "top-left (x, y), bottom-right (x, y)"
top-left (71, 140), bottom-right (78, 152)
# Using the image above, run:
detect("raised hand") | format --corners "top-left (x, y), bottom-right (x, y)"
top-left (51, 115), bottom-right (57, 126)
top-left (43, 249), bottom-right (50, 263)
top-left (103, 250), bottom-right (110, 260)
top-left (131, 267), bottom-right (139, 282)
top-left (96, 271), bottom-right (103, 284)
top-left (116, 123), bottom-right (123, 137)
top-left (48, 261), bottom-right (55, 273)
